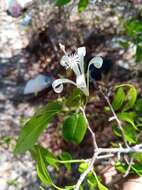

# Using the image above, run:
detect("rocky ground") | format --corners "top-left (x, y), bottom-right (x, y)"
top-left (0, 1), bottom-right (39, 190)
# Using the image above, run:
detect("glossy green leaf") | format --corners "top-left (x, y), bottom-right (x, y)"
top-left (112, 87), bottom-right (125, 111)
top-left (97, 180), bottom-right (108, 190)
top-left (36, 147), bottom-right (52, 185)
top-left (59, 152), bottom-right (72, 171)
top-left (115, 161), bottom-right (127, 174)
top-left (33, 145), bottom-right (58, 168)
top-left (56, 0), bottom-right (71, 6)
top-left (123, 125), bottom-right (137, 144)
top-left (135, 98), bottom-right (142, 112)
top-left (123, 86), bottom-right (137, 111)
top-left (78, 163), bottom-right (89, 173)
top-left (93, 171), bottom-right (108, 190)
top-left (116, 162), bottom-right (142, 176)
top-left (131, 163), bottom-right (142, 176)
top-left (30, 145), bottom-right (58, 168)
top-left (14, 101), bottom-right (62, 154)
top-left (117, 112), bottom-right (136, 129)
top-left (63, 113), bottom-right (87, 144)
top-left (112, 124), bottom-right (121, 137)
top-left (78, 0), bottom-right (89, 12)
top-left (87, 174), bottom-right (97, 190)
top-left (132, 153), bottom-right (142, 162)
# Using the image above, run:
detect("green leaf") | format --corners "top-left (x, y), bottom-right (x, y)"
top-left (14, 101), bottom-right (62, 154)
top-left (136, 45), bottom-right (142, 62)
top-left (87, 178), bottom-right (97, 190)
top-left (63, 113), bottom-right (87, 144)
top-left (115, 161), bottom-right (127, 174)
top-left (117, 112), bottom-right (136, 129)
top-left (36, 147), bottom-right (52, 185)
top-left (123, 125), bottom-right (137, 144)
top-left (124, 19), bottom-right (142, 37)
top-left (112, 124), bottom-right (121, 137)
top-left (132, 153), bottom-right (142, 162)
top-left (59, 152), bottom-right (72, 171)
top-left (78, 163), bottom-right (89, 173)
top-left (112, 123), bottom-right (137, 144)
top-left (116, 162), bottom-right (142, 176)
top-left (33, 145), bottom-right (58, 168)
top-left (56, 0), bottom-right (71, 6)
top-left (87, 172), bottom-right (98, 189)
top-left (97, 180), bottom-right (108, 190)
top-left (93, 171), bottom-right (108, 190)
top-left (119, 41), bottom-right (130, 49)
top-left (115, 84), bottom-right (137, 111)
top-left (123, 86), bottom-right (137, 111)
top-left (64, 186), bottom-right (74, 190)
top-left (65, 88), bottom-right (85, 108)
top-left (112, 87), bottom-right (125, 111)
top-left (131, 163), bottom-right (142, 176)
top-left (135, 98), bottom-right (142, 112)
top-left (78, 0), bottom-right (89, 12)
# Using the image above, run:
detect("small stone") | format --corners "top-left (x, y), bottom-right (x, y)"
top-left (24, 74), bottom-right (54, 95)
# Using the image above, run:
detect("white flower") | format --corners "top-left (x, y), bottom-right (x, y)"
top-left (52, 45), bottom-right (103, 96)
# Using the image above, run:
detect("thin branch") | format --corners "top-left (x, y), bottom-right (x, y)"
top-left (123, 157), bottom-right (134, 178)
top-left (99, 88), bottom-right (129, 148)
top-left (74, 107), bottom-right (99, 190)
top-left (98, 145), bottom-right (142, 153)
top-left (74, 152), bottom-right (98, 190)
top-left (80, 107), bottom-right (98, 150)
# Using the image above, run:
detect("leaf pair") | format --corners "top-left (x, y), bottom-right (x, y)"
top-left (63, 113), bottom-right (87, 144)
top-left (112, 84), bottom-right (137, 111)
top-left (32, 145), bottom-right (74, 189)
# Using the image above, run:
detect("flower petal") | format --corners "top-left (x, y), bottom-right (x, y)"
top-left (52, 78), bottom-right (77, 93)
top-left (76, 75), bottom-right (89, 96)
top-left (89, 56), bottom-right (103, 69)
top-left (77, 47), bottom-right (86, 56)
top-left (76, 74), bottom-right (86, 88)
top-left (60, 55), bottom-right (69, 69)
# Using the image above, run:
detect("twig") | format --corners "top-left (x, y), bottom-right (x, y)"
top-left (98, 145), bottom-right (142, 153)
top-left (99, 88), bottom-right (129, 148)
top-left (74, 107), bottom-right (99, 190)
top-left (123, 157), bottom-right (134, 178)
top-left (80, 107), bottom-right (98, 150)
top-left (74, 152), bottom-right (98, 190)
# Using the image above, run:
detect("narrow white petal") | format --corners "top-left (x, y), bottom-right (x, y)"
top-left (89, 56), bottom-right (103, 69)
top-left (76, 75), bottom-right (89, 96)
top-left (77, 47), bottom-right (86, 74)
top-left (77, 47), bottom-right (86, 56)
top-left (52, 78), bottom-right (77, 93)
top-left (76, 74), bottom-right (86, 88)
top-left (86, 57), bottom-right (103, 92)
top-left (60, 55), bottom-right (69, 69)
